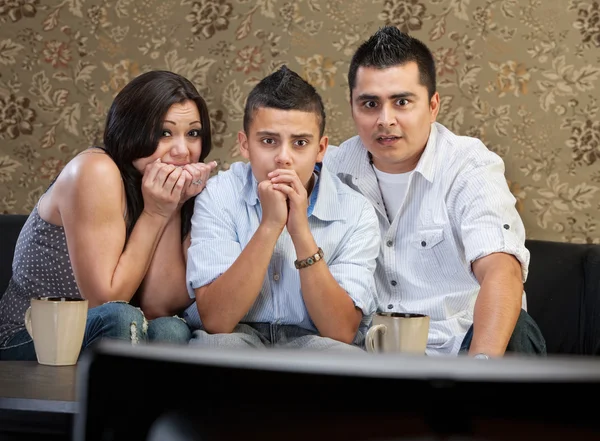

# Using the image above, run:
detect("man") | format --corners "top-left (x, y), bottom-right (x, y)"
top-left (324, 26), bottom-right (546, 357)
top-left (184, 66), bottom-right (380, 351)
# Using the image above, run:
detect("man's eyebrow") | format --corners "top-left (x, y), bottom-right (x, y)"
top-left (356, 94), bottom-right (380, 101)
top-left (390, 92), bottom-right (417, 100)
top-left (355, 92), bottom-right (418, 101)
top-left (163, 120), bottom-right (202, 125)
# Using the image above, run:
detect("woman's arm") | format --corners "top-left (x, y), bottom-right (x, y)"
top-left (137, 162), bottom-right (216, 319)
top-left (137, 209), bottom-right (193, 319)
top-left (56, 154), bottom-right (186, 308)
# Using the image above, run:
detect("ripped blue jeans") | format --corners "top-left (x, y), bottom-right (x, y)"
top-left (0, 301), bottom-right (191, 361)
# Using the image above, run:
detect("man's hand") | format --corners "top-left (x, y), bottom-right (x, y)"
top-left (257, 178), bottom-right (288, 232)
top-left (268, 169), bottom-right (310, 236)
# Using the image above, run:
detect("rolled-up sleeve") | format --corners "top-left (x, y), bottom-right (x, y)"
top-left (186, 176), bottom-right (243, 298)
top-left (451, 153), bottom-right (530, 282)
top-left (327, 200), bottom-right (380, 324)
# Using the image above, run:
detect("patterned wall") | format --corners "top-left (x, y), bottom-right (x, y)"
top-left (0, 0), bottom-right (598, 243)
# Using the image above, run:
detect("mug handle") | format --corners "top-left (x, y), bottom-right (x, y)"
top-left (25, 306), bottom-right (34, 338)
top-left (365, 324), bottom-right (386, 353)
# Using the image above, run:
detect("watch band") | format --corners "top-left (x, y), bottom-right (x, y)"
top-left (294, 247), bottom-right (324, 269)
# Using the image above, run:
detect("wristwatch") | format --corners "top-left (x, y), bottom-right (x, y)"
top-left (473, 353), bottom-right (490, 360)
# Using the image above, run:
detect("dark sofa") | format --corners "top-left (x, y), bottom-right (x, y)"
top-left (1, 213), bottom-right (599, 355)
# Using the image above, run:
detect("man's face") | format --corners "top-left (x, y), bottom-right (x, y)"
top-left (350, 62), bottom-right (439, 173)
top-left (238, 107), bottom-right (327, 189)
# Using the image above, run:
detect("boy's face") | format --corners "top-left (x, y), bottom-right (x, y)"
top-left (238, 107), bottom-right (328, 190)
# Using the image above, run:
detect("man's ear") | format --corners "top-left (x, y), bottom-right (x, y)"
top-left (429, 92), bottom-right (440, 122)
top-left (238, 131), bottom-right (250, 160)
top-left (316, 135), bottom-right (328, 163)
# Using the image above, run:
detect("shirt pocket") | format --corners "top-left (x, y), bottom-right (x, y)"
top-left (410, 228), bottom-right (458, 282)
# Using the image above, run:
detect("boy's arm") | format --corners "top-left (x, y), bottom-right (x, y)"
top-left (293, 231), bottom-right (363, 344)
top-left (191, 179), bottom-right (288, 334)
top-left (271, 170), bottom-right (379, 344)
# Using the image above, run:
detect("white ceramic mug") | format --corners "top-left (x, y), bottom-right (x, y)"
top-left (25, 297), bottom-right (88, 366)
top-left (365, 312), bottom-right (430, 354)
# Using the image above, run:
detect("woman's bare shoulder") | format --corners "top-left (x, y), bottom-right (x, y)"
top-left (57, 148), bottom-right (123, 189)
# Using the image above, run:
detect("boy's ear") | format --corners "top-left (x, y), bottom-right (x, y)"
top-left (238, 131), bottom-right (250, 160)
top-left (316, 135), bottom-right (328, 163)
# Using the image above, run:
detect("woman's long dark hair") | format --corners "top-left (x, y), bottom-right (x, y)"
top-left (103, 70), bottom-right (212, 240)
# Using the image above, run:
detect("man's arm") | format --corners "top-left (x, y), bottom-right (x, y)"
top-left (450, 147), bottom-right (529, 357)
top-left (471, 252), bottom-right (523, 356)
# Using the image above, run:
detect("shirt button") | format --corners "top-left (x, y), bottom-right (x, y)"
top-left (386, 240), bottom-right (393, 247)
top-left (390, 280), bottom-right (397, 286)
top-left (273, 274), bottom-right (280, 281)
top-left (387, 304), bottom-right (393, 310)
top-left (503, 224), bottom-right (510, 230)
top-left (421, 241), bottom-right (427, 247)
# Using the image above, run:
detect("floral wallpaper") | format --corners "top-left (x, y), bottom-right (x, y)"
top-left (0, 0), bottom-right (599, 243)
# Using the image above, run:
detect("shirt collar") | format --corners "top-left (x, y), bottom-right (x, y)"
top-left (310, 163), bottom-right (345, 221)
top-left (334, 122), bottom-right (439, 184)
top-left (413, 122), bottom-right (438, 183)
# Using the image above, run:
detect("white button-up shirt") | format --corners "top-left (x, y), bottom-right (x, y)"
top-left (324, 123), bottom-right (529, 355)
top-left (184, 161), bottom-right (380, 335)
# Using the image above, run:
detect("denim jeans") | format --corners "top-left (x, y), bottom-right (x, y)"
top-left (459, 308), bottom-right (547, 355)
top-left (0, 301), bottom-right (191, 361)
top-left (190, 322), bottom-right (365, 353)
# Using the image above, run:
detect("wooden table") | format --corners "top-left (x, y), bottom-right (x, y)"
top-left (0, 361), bottom-right (78, 414)
top-left (0, 361), bottom-right (78, 440)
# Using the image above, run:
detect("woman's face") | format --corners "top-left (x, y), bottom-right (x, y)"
top-left (133, 100), bottom-right (203, 174)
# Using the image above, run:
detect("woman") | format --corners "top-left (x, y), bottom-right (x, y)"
top-left (0, 70), bottom-right (216, 360)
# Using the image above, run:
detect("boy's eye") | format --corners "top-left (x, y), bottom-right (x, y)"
top-left (295, 140), bottom-right (308, 147)
top-left (397, 98), bottom-right (409, 106)
top-left (262, 138), bottom-right (275, 145)
top-left (363, 101), bottom-right (377, 108)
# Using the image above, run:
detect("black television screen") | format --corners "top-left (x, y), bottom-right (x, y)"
top-left (73, 340), bottom-right (600, 441)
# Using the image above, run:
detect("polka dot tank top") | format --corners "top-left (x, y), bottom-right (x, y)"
top-left (0, 203), bottom-right (81, 344)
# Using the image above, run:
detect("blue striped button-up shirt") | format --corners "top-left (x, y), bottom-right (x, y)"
top-left (184, 161), bottom-right (380, 334)
top-left (324, 123), bottom-right (530, 356)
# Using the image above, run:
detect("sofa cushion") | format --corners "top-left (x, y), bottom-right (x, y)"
top-left (0, 214), bottom-right (28, 297)
top-left (525, 239), bottom-right (600, 355)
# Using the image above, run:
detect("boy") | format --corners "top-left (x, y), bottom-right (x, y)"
top-left (184, 66), bottom-right (380, 351)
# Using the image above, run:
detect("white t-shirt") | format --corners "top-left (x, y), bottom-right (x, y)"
top-left (372, 166), bottom-right (412, 222)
